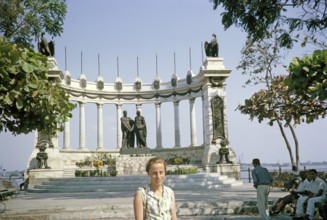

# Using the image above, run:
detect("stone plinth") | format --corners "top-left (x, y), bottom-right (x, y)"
top-left (120, 148), bottom-right (151, 155)
top-left (27, 146), bottom-right (63, 171)
top-left (116, 155), bottom-right (153, 175)
top-left (202, 57), bottom-right (226, 70)
top-left (28, 169), bottom-right (63, 189)
top-left (213, 164), bottom-right (241, 180)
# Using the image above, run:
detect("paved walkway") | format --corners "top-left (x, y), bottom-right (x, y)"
top-left (1, 183), bottom-right (295, 220)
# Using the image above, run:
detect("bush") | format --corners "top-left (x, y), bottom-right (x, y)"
top-left (75, 170), bottom-right (82, 177)
top-left (166, 167), bottom-right (198, 175)
top-left (167, 156), bottom-right (191, 165)
top-left (110, 170), bottom-right (118, 176)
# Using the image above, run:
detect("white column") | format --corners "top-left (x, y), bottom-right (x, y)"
top-left (79, 101), bottom-right (86, 150)
top-left (155, 102), bottom-right (162, 149)
top-left (116, 104), bottom-right (122, 150)
top-left (136, 104), bottom-right (142, 113)
top-left (189, 97), bottom-right (197, 146)
top-left (201, 95), bottom-right (205, 145)
top-left (173, 100), bottom-right (181, 147)
top-left (63, 119), bottom-right (70, 149)
top-left (97, 103), bottom-right (104, 150)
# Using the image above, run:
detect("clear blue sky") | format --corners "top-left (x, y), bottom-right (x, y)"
top-left (1, 0), bottom-right (326, 171)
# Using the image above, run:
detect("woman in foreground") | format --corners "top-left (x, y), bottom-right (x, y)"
top-left (133, 157), bottom-right (177, 220)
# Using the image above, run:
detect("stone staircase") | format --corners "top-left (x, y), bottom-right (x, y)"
top-left (28, 173), bottom-right (243, 193)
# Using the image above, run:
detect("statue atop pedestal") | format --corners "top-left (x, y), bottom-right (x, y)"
top-left (38, 32), bottom-right (55, 57)
top-left (120, 110), bottom-right (151, 155)
top-left (204, 34), bottom-right (219, 57)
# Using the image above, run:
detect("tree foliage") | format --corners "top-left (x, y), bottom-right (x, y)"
top-left (238, 29), bottom-right (284, 86)
top-left (0, 36), bottom-right (75, 135)
top-left (212, 0), bottom-right (327, 48)
top-left (237, 29), bottom-right (304, 167)
top-left (287, 50), bottom-right (327, 101)
top-left (211, 0), bottom-right (327, 165)
top-left (0, 0), bottom-right (67, 48)
top-left (239, 75), bottom-right (326, 124)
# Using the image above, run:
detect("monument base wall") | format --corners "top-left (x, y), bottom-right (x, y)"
top-left (213, 164), bottom-right (241, 180)
top-left (26, 145), bottom-right (241, 188)
top-left (28, 169), bottom-right (63, 189)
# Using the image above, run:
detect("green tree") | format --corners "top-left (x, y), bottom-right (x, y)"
top-left (237, 30), bottom-right (301, 167)
top-left (238, 76), bottom-right (300, 168)
top-left (211, 0), bottom-right (327, 165)
top-left (0, 36), bottom-right (75, 135)
top-left (212, 0), bottom-right (327, 120)
top-left (0, 0), bottom-right (74, 136)
top-left (0, 0), bottom-right (67, 48)
top-left (285, 50), bottom-right (327, 122)
top-left (212, 0), bottom-right (327, 48)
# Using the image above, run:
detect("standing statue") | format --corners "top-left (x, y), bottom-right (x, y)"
top-left (204, 34), bottom-right (219, 57)
top-left (38, 32), bottom-right (55, 57)
top-left (134, 110), bottom-right (147, 148)
top-left (36, 141), bottom-right (51, 169)
top-left (121, 110), bottom-right (135, 148)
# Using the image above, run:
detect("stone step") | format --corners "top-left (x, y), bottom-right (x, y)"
top-left (28, 173), bottom-right (243, 193)
top-left (4, 197), bottom-right (264, 220)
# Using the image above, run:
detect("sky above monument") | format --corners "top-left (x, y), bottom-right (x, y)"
top-left (0, 0), bottom-right (326, 171)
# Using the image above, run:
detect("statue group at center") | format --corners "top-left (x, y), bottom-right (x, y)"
top-left (121, 110), bottom-right (147, 149)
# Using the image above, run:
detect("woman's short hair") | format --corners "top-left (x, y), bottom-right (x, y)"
top-left (146, 157), bottom-right (167, 173)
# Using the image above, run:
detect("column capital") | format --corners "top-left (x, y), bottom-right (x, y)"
top-left (189, 97), bottom-right (196, 103)
top-left (78, 101), bottom-right (86, 106)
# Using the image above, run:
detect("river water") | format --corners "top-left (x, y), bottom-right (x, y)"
top-left (240, 163), bottom-right (327, 183)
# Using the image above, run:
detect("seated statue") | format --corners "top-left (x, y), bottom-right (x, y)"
top-left (205, 33), bottom-right (219, 57)
top-left (36, 141), bottom-right (51, 169)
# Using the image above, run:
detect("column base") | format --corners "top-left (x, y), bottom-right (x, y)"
top-left (213, 164), bottom-right (241, 180)
top-left (28, 169), bottom-right (63, 189)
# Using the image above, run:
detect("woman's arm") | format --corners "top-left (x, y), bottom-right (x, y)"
top-left (171, 191), bottom-right (177, 220)
top-left (134, 190), bottom-right (144, 220)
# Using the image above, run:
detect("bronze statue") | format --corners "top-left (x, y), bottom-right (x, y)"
top-left (121, 110), bottom-right (135, 148)
top-left (134, 110), bottom-right (147, 148)
top-left (211, 95), bottom-right (232, 164)
top-left (36, 141), bottom-right (51, 169)
top-left (216, 138), bottom-right (233, 164)
top-left (211, 96), bottom-right (224, 140)
top-left (38, 32), bottom-right (55, 57)
top-left (204, 34), bottom-right (219, 57)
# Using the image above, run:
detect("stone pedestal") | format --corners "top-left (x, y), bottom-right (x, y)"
top-left (120, 148), bottom-right (151, 155)
top-left (47, 57), bottom-right (64, 83)
top-left (116, 155), bottom-right (153, 175)
top-left (202, 57), bottom-right (226, 70)
top-left (214, 164), bottom-right (241, 180)
top-left (28, 169), bottom-right (63, 189)
top-left (27, 146), bottom-right (63, 171)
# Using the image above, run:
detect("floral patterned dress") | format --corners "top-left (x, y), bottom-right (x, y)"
top-left (137, 184), bottom-right (174, 220)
